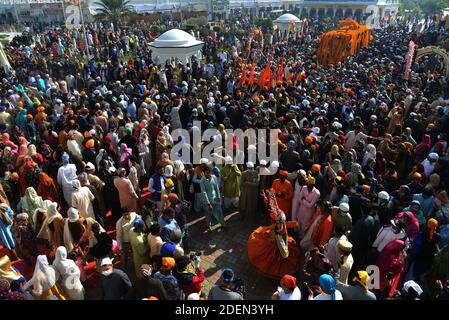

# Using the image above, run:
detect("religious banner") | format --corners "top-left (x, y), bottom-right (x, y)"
top-left (316, 19), bottom-right (372, 67)
top-left (404, 40), bottom-right (416, 80)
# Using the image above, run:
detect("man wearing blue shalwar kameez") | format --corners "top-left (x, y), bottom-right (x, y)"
top-left (0, 204), bottom-right (16, 254)
top-left (200, 166), bottom-right (226, 230)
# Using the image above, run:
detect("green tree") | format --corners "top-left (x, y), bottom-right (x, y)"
top-left (421, 0), bottom-right (449, 14)
top-left (94, 0), bottom-right (133, 23)
top-left (399, 0), bottom-right (416, 12)
top-left (255, 17), bottom-right (273, 29)
top-left (412, 5), bottom-right (422, 14)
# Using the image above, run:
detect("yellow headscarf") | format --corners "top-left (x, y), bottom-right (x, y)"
top-left (0, 255), bottom-right (22, 281)
top-left (352, 270), bottom-right (369, 292)
top-left (331, 144), bottom-right (340, 156)
top-left (306, 175), bottom-right (316, 185)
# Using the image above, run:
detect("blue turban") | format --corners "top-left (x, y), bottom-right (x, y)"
top-left (62, 152), bottom-right (70, 166)
top-left (0, 105), bottom-right (5, 112)
top-left (319, 274), bottom-right (336, 300)
top-left (221, 268), bottom-right (235, 283)
top-left (159, 242), bottom-right (176, 258)
top-left (133, 217), bottom-right (145, 229)
top-left (287, 140), bottom-right (296, 149)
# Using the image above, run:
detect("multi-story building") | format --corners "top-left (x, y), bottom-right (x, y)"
top-left (0, 0), bottom-right (400, 24)
top-left (298, 0), bottom-right (399, 20)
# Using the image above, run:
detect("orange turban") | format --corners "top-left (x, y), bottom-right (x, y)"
top-left (11, 172), bottom-right (19, 180)
top-left (85, 139), bottom-right (95, 149)
top-left (403, 142), bottom-right (413, 150)
top-left (311, 164), bottom-right (321, 173)
top-left (363, 185), bottom-right (371, 194)
top-left (412, 172), bottom-right (422, 181)
top-left (305, 136), bottom-right (313, 144)
top-left (167, 193), bottom-right (179, 204)
top-left (427, 218), bottom-right (438, 240)
top-left (279, 170), bottom-right (288, 177)
top-left (84, 131), bottom-right (91, 138)
top-left (427, 123), bottom-right (435, 129)
top-left (161, 257), bottom-right (176, 271)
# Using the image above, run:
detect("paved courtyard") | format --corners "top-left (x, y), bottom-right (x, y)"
top-left (83, 209), bottom-right (280, 300)
top-left (187, 210), bottom-right (280, 300)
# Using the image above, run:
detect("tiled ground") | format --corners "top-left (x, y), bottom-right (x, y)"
top-left (186, 210), bottom-right (280, 300)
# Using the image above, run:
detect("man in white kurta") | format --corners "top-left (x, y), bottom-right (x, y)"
top-left (296, 176), bottom-right (320, 236)
top-left (291, 170), bottom-right (307, 222)
top-left (71, 180), bottom-right (95, 219)
top-left (57, 153), bottom-right (78, 207)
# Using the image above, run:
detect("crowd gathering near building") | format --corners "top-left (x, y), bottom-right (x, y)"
top-left (0, 13), bottom-right (449, 300)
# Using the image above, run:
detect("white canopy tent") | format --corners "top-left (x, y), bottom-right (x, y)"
top-left (273, 13), bottom-right (302, 35)
top-left (148, 29), bottom-right (204, 66)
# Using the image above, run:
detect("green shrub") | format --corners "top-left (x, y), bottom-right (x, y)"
top-left (255, 17), bottom-right (273, 29)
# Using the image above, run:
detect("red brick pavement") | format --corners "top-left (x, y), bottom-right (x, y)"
top-left (186, 210), bottom-right (281, 300)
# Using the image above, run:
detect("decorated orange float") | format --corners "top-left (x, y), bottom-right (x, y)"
top-left (316, 19), bottom-right (372, 67)
top-left (247, 189), bottom-right (300, 279)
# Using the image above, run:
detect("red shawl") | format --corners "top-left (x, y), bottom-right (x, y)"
top-left (304, 210), bottom-right (334, 248)
top-left (37, 172), bottom-right (58, 202)
top-left (377, 240), bottom-right (405, 296)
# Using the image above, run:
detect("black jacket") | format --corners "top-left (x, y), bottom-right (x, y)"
top-left (127, 277), bottom-right (168, 300)
top-left (348, 194), bottom-right (371, 224)
top-left (90, 232), bottom-right (113, 259)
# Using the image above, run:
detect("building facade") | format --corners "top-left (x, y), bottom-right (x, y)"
top-left (0, 0), bottom-right (400, 24)
top-left (298, 0), bottom-right (399, 20)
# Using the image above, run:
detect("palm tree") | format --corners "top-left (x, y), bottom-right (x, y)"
top-left (94, 0), bottom-right (133, 23)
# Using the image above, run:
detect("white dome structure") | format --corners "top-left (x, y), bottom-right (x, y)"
top-left (274, 13), bottom-right (301, 24)
top-left (273, 13), bottom-right (303, 36)
top-left (149, 29), bottom-right (204, 66)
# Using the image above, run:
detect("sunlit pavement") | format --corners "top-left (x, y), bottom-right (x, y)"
top-left (186, 210), bottom-right (279, 300)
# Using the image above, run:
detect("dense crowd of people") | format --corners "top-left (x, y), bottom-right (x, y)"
top-left (0, 13), bottom-right (449, 300)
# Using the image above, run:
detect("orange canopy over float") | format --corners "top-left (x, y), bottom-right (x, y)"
top-left (316, 19), bottom-right (372, 67)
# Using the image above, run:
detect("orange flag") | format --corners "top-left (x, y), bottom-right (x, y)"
top-left (258, 62), bottom-right (270, 88)
top-left (269, 65), bottom-right (276, 89)
top-left (240, 64), bottom-right (247, 84)
top-left (248, 62), bottom-right (255, 85)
